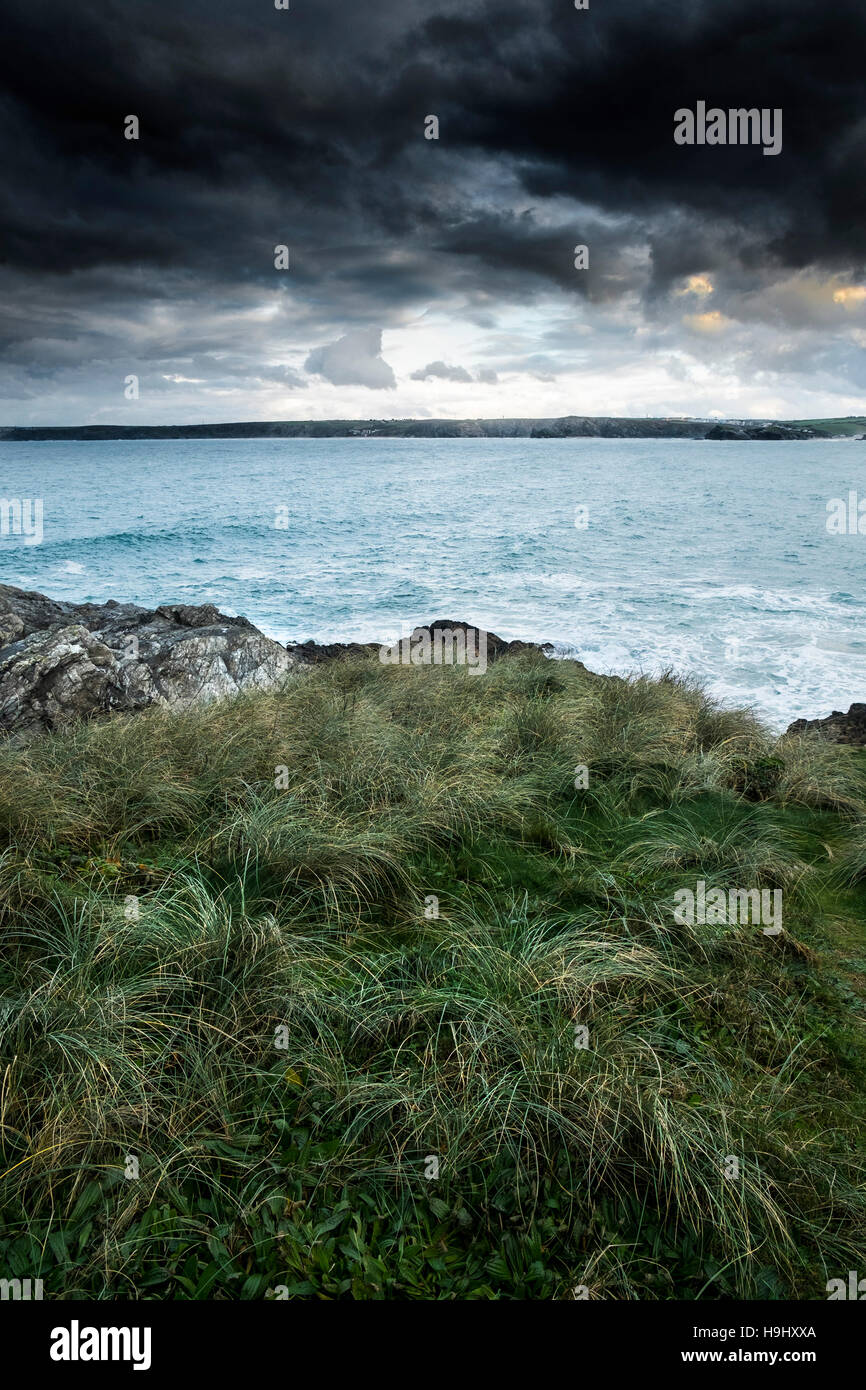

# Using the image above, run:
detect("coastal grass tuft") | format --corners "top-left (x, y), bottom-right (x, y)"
top-left (0, 654), bottom-right (864, 1299)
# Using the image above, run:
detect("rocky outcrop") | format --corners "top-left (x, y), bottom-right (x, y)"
top-left (426, 619), bottom-right (553, 660)
top-left (706, 423), bottom-right (827, 441)
top-left (0, 588), bottom-right (556, 738)
top-left (786, 704), bottom-right (866, 746)
top-left (0, 584), bottom-right (295, 738)
top-left (284, 619), bottom-right (553, 665)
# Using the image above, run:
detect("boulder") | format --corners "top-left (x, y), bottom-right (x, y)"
top-left (0, 584), bottom-right (295, 738)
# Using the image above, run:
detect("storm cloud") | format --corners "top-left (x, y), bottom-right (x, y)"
top-left (1, 0), bottom-right (864, 420)
top-left (411, 362), bottom-right (474, 383)
top-left (306, 330), bottom-right (396, 390)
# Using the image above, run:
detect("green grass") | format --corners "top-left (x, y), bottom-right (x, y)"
top-left (787, 416), bottom-right (866, 437)
top-left (0, 654), bottom-right (864, 1300)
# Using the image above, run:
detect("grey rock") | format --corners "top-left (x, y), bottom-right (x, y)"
top-left (0, 584), bottom-right (294, 737)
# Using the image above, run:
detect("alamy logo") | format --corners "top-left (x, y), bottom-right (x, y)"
top-left (826, 493), bottom-right (866, 534)
top-left (826, 1270), bottom-right (866, 1300)
top-left (50, 1321), bottom-right (152, 1371)
top-left (673, 881), bottom-right (782, 935)
top-left (0, 1277), bottom-right (43, 1299)
top-left (0, 497), bottom-right (43, 545)
top-left (674, 102), bottom-right (782, 156)
top-left (379, 624), bottom-right (487, 674)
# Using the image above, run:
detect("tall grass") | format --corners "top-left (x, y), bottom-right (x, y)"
top-left (0, 654), bottom-right (864, 1299)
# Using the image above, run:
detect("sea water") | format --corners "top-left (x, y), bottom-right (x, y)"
top-left (1, 435), bottom-right (864, 728)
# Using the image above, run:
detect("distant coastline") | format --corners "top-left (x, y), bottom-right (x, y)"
top-left (2, 415), bottom-right (865, 442)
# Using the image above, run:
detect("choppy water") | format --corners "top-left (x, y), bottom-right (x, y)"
top-left (1, 436), bottom-right (865, 728)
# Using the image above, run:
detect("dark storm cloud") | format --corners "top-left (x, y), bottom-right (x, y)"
top-left (5, 0), bottom-right (865, 279)
top-left (1, 0), bottom-right (865, 411)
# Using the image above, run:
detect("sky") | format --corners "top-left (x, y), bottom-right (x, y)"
top-left (1, 0), bottom-right (865, 424)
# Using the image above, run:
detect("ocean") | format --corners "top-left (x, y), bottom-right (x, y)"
top-left (1, 435), bottom-right (864, 728)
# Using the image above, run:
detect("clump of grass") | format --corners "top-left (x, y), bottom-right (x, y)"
top-left (0, 655), bottom-right (864, 1299)
top-left (775, 732), bottom-right (866, 815)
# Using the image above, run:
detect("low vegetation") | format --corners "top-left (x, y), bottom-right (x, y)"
top-left (1, 654), bottom-right (864, 1299)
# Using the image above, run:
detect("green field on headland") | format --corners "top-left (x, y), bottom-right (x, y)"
top-left (1, 654), bottom-right (865, 1299)
top-left (788, 417), bottom-right (866, 438)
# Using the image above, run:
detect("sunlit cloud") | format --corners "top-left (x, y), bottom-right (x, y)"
top-left (683, 311), bottom-right (729, 335)
top-left (833, 286), bottom-right (866, 307)
top-left (675, 275), bottom-right (714, 297)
